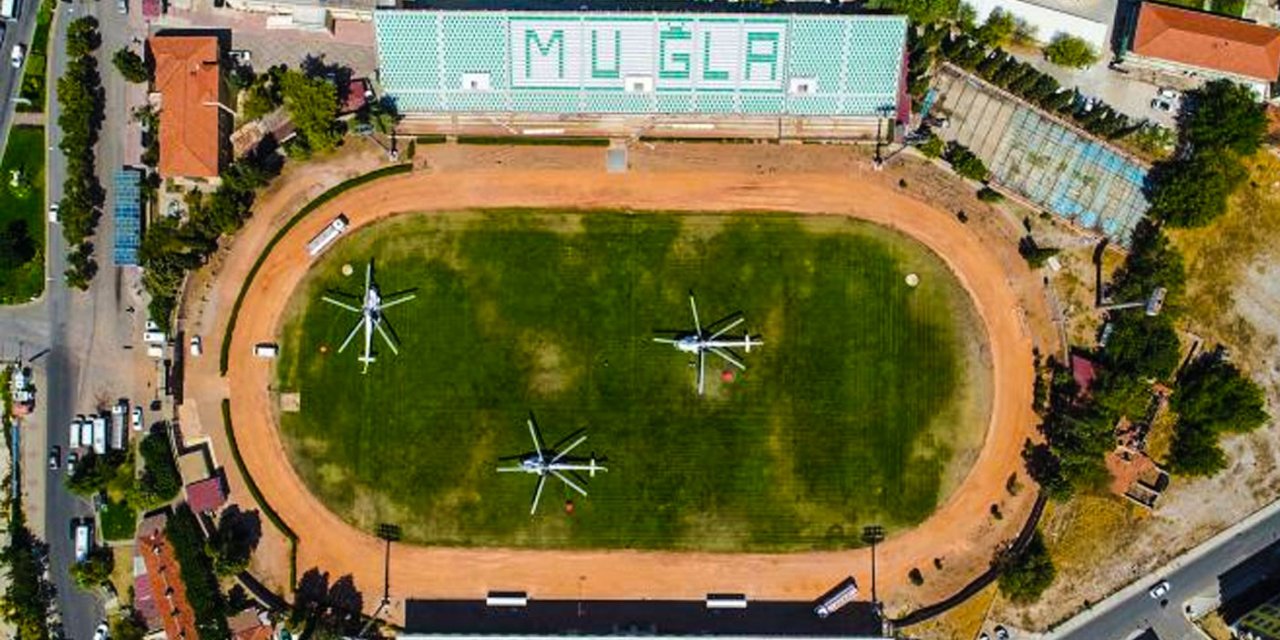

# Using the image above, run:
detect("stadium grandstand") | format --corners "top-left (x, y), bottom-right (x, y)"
top-left (374, 10), bottom-right (909, 140)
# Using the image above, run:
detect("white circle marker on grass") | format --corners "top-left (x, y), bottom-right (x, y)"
top-left (342, 264), bottom-right (354, 276)
top-left (905, 273), bottom-right (920, 287)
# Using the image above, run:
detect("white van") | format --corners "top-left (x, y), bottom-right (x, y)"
top-left (142, 329), bottom-right (166, 344)
top-left (253, 343), bottom-right (279, 358)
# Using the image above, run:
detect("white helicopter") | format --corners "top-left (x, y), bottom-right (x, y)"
top-left (497, 415), bottom-right (606, 515)
top-left (653, 292), bottom-right (762, 395)
top-left (322, 261), bottom-right (416, 374)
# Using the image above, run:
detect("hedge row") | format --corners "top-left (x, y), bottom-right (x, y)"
top-left (164, 504), bottom-right (231, 638)
top-left (219, 163), bottom-right (413, 373)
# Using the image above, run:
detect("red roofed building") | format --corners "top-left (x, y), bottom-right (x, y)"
top-left (185, 476), bottom-right (227, 513)
top-left (1125, 2), bottom-right (1280, 97)
top-left (138, 517), bottom-right (200, 640)
top-left (150, 35), bottom-right (226, 179)
top-left (1071, 353), bottom-right (1098, 398)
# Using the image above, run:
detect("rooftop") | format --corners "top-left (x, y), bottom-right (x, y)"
top-left (150, 35), bottom-right (223, 178)
top-left (139, 527), bottom-right (200, 640)
top-left (185, 476), bottom-right (227, 513)
top-left (1132, 2), bottom-right (1280, 82)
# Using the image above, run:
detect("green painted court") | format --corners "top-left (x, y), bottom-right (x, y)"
top-left (275, 211), bottom-right (988, 551)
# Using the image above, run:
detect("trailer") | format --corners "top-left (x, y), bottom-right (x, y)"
top-left (1, 0), bottom-right (19, 21)
top-left (110, 402), bottom-right (127, 450)
top-left (79, 420), bottom-right (92, 450)
top-left (91, 416), bottom-right (107, 455)
top-left (68, 418), bottom-right (81, 449)
top-left (306, 214), bottom-right (348, 257)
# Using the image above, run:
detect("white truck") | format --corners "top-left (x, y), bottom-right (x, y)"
top-left (0, 0), bottom-right (18, 21)
top-left (110, 402), bottom-right (126, 450)
top-left (73, 520), bottom-right (91, 562)
top-left (306, 214), bottom-right (348, 257)
top-left (91, 415), bottom-right (107, 455)
top-left (79, 420), bottom-right (92, 450)
top-left (68, 418), bottom-right (81, 449)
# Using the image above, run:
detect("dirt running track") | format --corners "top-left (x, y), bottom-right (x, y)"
top-left (223, 160), bottom-right (1040, 625)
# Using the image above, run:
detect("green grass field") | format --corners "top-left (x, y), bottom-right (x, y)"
top-left (276, 211), bottom-right (988, 551)
top-left (0, 126), bottom-right (45, 304)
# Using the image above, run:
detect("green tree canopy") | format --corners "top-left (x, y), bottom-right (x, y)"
top-left (1148, 150), bottom-right (1246, 227)
top-left (875, 0), bottom-right (960, 25)
top-left (1168, 419), bottom-right (1227, 476)
top-left (1043, 34), bottom-right (1099, 69)
top-left (70, 548), bottom-right (114, 590)
top-left (975, 8), bottom-right (1017, 47)
top-left (66, 16), bottom-right (101, 58)
top-left (1109, 220), bottom-right (1186, 316)
top-left (111, 47), bottom-right (148, 83)
top-left (1100, 314), bottom-right (1182, 382)
top-left (0, 219), bottom-right (36, 269)
top-left (1181, 79), bottom-right (1268, 156)
top-left (998, 530), bottom-right (1056, 603)
top-left (1174, 354), bottom-right (1268, 434)
top-left (280, 69), bottom-right (341, 153)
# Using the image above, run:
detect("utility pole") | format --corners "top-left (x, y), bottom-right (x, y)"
top-left (861, 525), bottom-right (885, 608)
top-left (359, 523), bottom-right (401, 637)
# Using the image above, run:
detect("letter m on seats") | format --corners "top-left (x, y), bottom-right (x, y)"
top-left (524, 28), bottom-right (566, 79)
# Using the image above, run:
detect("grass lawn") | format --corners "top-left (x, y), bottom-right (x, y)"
top-left (16, 0), bottom-right (52, 113)
top-left (99, 500), bottom-right (138, 541)
top-left (0, 126), bottom-right (44, 304)
top-left (276, 211), bottom-right (988, 551)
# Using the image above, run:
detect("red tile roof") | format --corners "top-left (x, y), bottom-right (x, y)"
top-left (139, 528), bottom-right (200, 640)
top-left (1071, 354), bottom-right (1098, 396)
top-left (133, 573), bottom-right (162, 630)
top-left (150, 35), bottom-right (223, 178)
top-left (1133, 2), bottom-right (1280, 82)
top-left (185, 476), bottom-right (226, 513)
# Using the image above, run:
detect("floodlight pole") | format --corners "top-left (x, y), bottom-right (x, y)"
top-left (358, 523), bottom-right (401, 637)
top-left (862, 525), bottom-right (885, 608)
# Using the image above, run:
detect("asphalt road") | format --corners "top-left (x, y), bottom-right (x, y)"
top-left (1052, 502), bottom-right (1280, 640)
top-left (0, 0), bottom-right (40, 157)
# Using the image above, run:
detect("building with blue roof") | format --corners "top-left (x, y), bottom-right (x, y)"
top-left (113, 168), bottom-right (143, 267)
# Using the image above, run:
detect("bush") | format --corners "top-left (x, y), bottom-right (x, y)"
top-left (998, 530), bottom-right (1056, 603)
top-left (165, 505), bottom-right (230, 638)
top-left (977, 186), bottom-right (1004, 203)
top-left (1043, 34), bottom-right (1099, 69)
top-left (1169, 352), bottom-right (1268, 476)
top-left (918, 134), bottom-right (944, 158)
top-left (943, 142), bottom-right (989, 181)
top-left (0, 220), bottom-right (36, 269)
top-left (111, 47), bottom-right (147, 83)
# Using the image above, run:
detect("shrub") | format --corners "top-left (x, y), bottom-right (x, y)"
top-left (70, 548), bottom-right (113, 590)
top-left (1043, 34), bottom-right (1099, 69)
top-left (977, 186), bottom-right (1004, 202)
top-left (111, 47), bottom-right (147, 83)
top-left (943, 142), bottom-right (989, 181)
top-left (1018, 235), bottom-right (1059, 268)
top-left (136, 431), bottom-right (181, 507)
top-left (918, 134), bottom-right (944, 158)
top-left (998, 530), bottom-right (1056, 603)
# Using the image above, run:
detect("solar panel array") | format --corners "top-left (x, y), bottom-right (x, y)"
top-left (113, 169), bottom-right (142, 266)
top-left (375, 10), bottom-right (908, 117)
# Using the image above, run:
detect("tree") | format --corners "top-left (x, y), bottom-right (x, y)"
top-left (0, 512), bottom-right (55, 640)
top-left (943, 141), bottom-right (989, 181)
top-left (0, 219), bottom-right (36, 269)
top-left (1148, 150), bottom-right (1246, 227)
top-left (1168, 420), bottom-right (1227, 476)
top-left (997, 530), bottom-right (1056, 603)
top-left (919, 134), bottom-right (944, 158)
top-left (1181, 79), bottom-right (1267, 156)
top-left (280, 69), bottom-right (341, 153)
top-left (1043, 34), bottom-right (1099, 69)
top-left (975, 8), bottom-right (1017, 47)
top-left (70, 548), bottom-right (114, 590)
top-left (65, 16), bottom-right (101, 58)
top-left (110, 613), bottom-right (149, 640)
top-left (876, 0), bottom-right (961, 25)
top-left (1174, 354), bottom-right (1267, 434)
top-left (1018, 235), bottom-right (1059, 268)
top-left (1101, 315), bottom-right (1181, 381)
top-left (1109, 220), bottom-right (1186, 316)
top-left (111, 47), bottom-right (148, 83)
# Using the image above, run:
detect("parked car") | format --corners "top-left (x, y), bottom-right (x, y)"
top-left (994, 626), bottom-right (1009, 640)
top-left (1150, 97), bottom-right (1174, 113)
top-left (10, 44), bottom-right (23, 69)
top-left (1156, 86), bottom-right (1180, 100)
top-left (48, 202), bottom-right (59, 224)
top-left (115, 0), bottom-right (126, 13)
top-left (1150, 580), bottom-right (1170, 599)
top-left (131, 406), bottom-right (142, 431)
top-left (48, 446), bottom-right (60, 470)
top-left (189, 335), bottom-right (203, 356)
top-left (66, 451), bottom-right (78, 475)
top-left (92, 622), bottom-right (108, 640)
